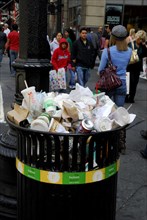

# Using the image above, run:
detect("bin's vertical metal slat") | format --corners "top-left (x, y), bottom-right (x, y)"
top-left (95, 136), bottom-right (104, 169)
top-left (62, 136), bottom-right (69, 171)
top-left (88, 136), bottom-right (95, 170)
top-left (21, 132), bottom-right (27, 163)
top-left (54, 136), bottom-right (60, 170)
top-left (79, 136), bottom-right (87, 171)
top-left (38, 134), bottom-right (45, 169)
top-left (31, 134), bottom-right (38, 167)
top-left (115, 131), bottom-right (120, 160)
top-left (101, 134), bottom-right (108, 167)
top-left (106, 131), bottom-right (118, 165)
top-left (71, 136), bottom-right (78, 171)
top-left (45, 135), bottom-right (52, 170)
top-left (108, 134), bottom-right (114, 165)
top-left (26, 134), bottom-right (31, 166)
top-left (17, 132), bottom-right (21, 161)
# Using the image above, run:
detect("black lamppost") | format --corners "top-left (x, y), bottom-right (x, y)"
top-left (57, 0), bottom-right (62, 32)
top-left (0, 1), bottom-right (51, 219)
top-left (13, 0), bottom-right (51, 104)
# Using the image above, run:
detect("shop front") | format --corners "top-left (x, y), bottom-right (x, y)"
top-left (105, 1), bottom-right (147, 31)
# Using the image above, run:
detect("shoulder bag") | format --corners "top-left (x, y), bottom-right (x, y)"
top-left (95, 48), bottom-right (122, 92)
top-left (129, 41), bottom-right (139, 64)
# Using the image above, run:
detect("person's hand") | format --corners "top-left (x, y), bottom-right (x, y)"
top-left (71, 66), bottom-right (76, 72)
top-left (4, 50), bottom-right (7, 55)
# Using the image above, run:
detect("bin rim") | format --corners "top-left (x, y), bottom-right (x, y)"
top-left (6, 115), bottom-right (128, 137)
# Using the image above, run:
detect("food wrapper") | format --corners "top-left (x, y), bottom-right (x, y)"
top-left (62, 100), bottom-right (79, 121)
top-left (7, 103), bottom-right (29, 126)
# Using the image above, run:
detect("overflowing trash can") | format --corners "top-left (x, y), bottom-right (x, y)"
top-left (7, 117), bottom-right (123, 220)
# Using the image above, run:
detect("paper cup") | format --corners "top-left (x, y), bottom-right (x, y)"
top-left (30, 119), bottom-right (49, 132)
top-left (109, 107), bottom-right (130, 126)
top-left (93, 117), bottom-right (113, 132)
top-left (98, 117), bottom-right (113, 131)
top-left (43, 97), bottom-right (56, 116)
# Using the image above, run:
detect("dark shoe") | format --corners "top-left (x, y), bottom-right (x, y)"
top-left (140, 130), bottom-right (147, 139)
top-left (120, 148), bottom-right (126, 155)
top-left (125, 95), bottom-right (135, 103)
top-left (129, 98), bottom-right (135, 103)
top-left (125, 95), bottom-right (129, 103)
top-left (140, 150), bottom-right (147, 159)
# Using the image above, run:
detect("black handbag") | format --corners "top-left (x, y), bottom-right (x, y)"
top-left (96, 48), bottom-right (122, 92)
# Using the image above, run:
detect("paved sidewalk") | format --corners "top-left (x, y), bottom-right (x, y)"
top-left (0, 56), bottom-right (147, 220)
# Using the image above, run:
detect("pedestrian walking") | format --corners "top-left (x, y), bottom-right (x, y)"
top-left (51, 38), bottom-right (71, 91)
top-left (140, 130), bottom-right (147, 159)
top-left (3, 23), bottom-right (10, 37)
top-left (0, 25), bottom-right (7, 67)
top-left (87, 27), bottom-right (99, 67)
top-left (71, 27), bottom-right (95, 87)
top-left (140, 144), bottom-right (147, 159)
top-left (5, 23), bottom-right (19, 76)
top-left (98, 25), bottom-right (132, 154)
top-left (125, 30), bottom-right (147, 103)
top-left (64, 28), bottom-right (77, 89)
top-left (140, 130), bottom-right (147, 139)
top-left (50, 32), bottom-right (63, 56)
top-left (126, 28), bottom-right (136, 44)
top-left (51, 38), bottom-right (70, 71)
top-left (96, 25), bottom-right (103, 59)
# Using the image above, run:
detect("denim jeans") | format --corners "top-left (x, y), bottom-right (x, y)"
top-left (106, 79), bottom-right (126, 107)
top-left (76, 66), bottom-right (90, 87)
top-left (9, 50), bottom-right (18, 75)
top-left (69, 69), bottom-right (76, 86)
top-left (0, 49), bottom-right (3, 63)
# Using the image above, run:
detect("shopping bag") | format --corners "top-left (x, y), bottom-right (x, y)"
top-left (57, 68), bottom-right (67, 89)
top-left (126, 72), bottom-right (130, 95)
top-left (49, 68), bottom-right (66, 91)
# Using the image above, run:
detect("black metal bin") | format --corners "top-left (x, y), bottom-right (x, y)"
top-left (7, 117), bottom-right (123, 220)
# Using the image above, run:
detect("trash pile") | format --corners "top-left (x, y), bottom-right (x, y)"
top-left (7, 83), bottom-right (136, 133)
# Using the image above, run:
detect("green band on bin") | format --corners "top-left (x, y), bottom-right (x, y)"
top-left (16, 158), bottom-right (120, 185)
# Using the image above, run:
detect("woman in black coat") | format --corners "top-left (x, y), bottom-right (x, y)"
top-left (126, 30), bottom-right (147, 103)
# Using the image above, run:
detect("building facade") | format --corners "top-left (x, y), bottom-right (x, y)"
top-left (47, 0), bottom-right (147, 37)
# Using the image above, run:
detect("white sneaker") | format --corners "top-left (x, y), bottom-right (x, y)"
top-left (69, 85), bottom-right (75, 89)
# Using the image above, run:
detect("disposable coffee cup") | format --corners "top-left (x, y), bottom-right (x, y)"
top-left (43, 97), bottom-right (56, 116)
top-left (109, 107), bottom-right (130, 126)
top-left (21, 86), bottom-right (37, 110)
top-left (93, 117), bottom-right (113, 132)
top-left (98, 117), bottom-right (113, 131)
top-left (30, 118), bottom-right (49, 132)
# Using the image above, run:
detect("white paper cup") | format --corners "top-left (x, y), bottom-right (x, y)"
top-left (98, 117), bottom-right (113, 131)
top-left (109, 107), bottom-right (130, 126)
top-left (30, 119), bottom-right (49, 132)
top-left (94, 117), bottom-right (113, 132)
top-left (43, 97), bottom-right (56, 116)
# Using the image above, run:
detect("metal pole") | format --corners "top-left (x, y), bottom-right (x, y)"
top-left (13, 0), bottom-right (52, 104)
top-left (57, 0), bottom-right (62, 32)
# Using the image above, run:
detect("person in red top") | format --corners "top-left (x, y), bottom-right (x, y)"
top-left (5, 23), bottom-right (19, 76)
top-left (51, 38), bottom-right (70, 72)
